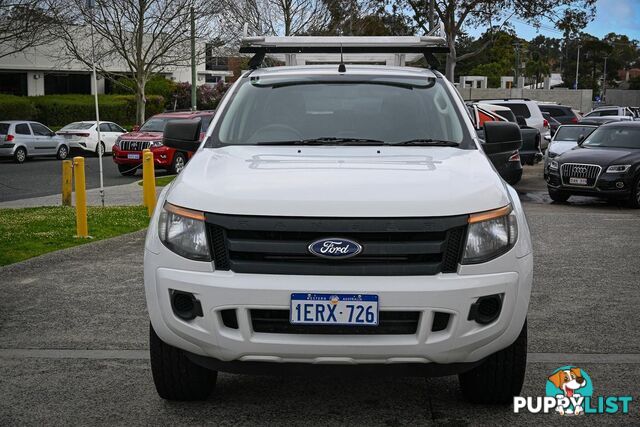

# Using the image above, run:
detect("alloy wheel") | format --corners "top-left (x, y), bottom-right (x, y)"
top-left (175, 156), bottom-right (185, 174)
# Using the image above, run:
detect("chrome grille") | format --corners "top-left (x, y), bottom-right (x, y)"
top-left (119, 140), bottom-right (151, 151)
top-left (560, 163), bottom-right (602, 187)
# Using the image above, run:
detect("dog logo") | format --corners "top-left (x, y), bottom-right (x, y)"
top-left (546, 366), bottom-right (593, 416)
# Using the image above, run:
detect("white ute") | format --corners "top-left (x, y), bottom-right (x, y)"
top-left (144, 34), bottom-right (533, 403)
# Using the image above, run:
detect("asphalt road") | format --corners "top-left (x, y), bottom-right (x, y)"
top-left (1, 165), bottom-right (639, 425)
top-left (0, 150), bottom-right (170, 202)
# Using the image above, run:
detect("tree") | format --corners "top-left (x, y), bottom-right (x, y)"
top-left (0, 0), bottom-right (63, 58)
top-left (397, 0), bottom-right (596, 81)
top-left (227, 0), bottom-right (329, 36)
top-left (57, 0), bottom-right (230, 124)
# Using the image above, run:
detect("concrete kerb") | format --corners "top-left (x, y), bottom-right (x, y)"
top-left (0, 182), bottom-right (162, 209)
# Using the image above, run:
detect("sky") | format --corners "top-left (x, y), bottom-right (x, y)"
top-left (467, 0), bottom-right (640, 40)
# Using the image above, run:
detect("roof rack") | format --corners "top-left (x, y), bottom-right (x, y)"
top-left (240, 24), bottom-right (449, 70)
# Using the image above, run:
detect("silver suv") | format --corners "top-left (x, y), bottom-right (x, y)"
top-left (0, 121), bottom-right (69, 163)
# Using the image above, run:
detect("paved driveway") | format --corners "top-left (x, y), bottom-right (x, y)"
top-left (0, 151), bottom-right (171, 202)
top-left (1, 165), bottom-right (639, 425)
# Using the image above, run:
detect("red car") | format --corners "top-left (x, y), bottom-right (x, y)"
top-left (112, 111), bottom-right (214, 176)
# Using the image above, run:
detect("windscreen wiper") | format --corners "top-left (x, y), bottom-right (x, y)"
top-left (256, 137), bottom-right (385, 146)
top-left (390, 138), bottom-right (459, 146)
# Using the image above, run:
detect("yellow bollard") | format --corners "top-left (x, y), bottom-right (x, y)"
top-left (73, 156), bottom-right (89, 238)
top-left (62, 160), bottom-right (72, 206)
top-left (142, 149), bottom-right (156, 216)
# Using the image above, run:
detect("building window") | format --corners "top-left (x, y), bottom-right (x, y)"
top-left (205, 75), bottom-right (221, 84)
top-left (0, 72), bottom-right (28, 96)
top-left (44, 73), bottom-right (91, 94)
top-left (206, 45), bottom-right (229, 71)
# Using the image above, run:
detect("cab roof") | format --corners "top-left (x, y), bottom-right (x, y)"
top-left (247, 64), bottom-right (440, 80)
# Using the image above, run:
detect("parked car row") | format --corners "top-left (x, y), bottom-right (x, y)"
top-left (0, 120), bottom-right (127, 163)
top-left (0, 112), bottom-right (214, 174)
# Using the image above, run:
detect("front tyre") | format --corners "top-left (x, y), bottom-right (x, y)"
top-left (149, 323), bottom-right (217, 401)
top-left (458, 320), bottom-right (527, 404)
top-left (548, 187), bottom-right (570, 203)
top-left (628, 175), bottom-right (640, 209)
top-left (169, 152), bottom-right (186, 175)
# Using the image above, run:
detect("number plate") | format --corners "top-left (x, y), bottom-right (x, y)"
top-left (290, 293), bottom-right (378, 326)
top-left (569, 177), bottom-right (587, 185)
top-left (127, 153), bottom-right (140, 159)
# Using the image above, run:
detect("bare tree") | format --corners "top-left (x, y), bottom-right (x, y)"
top-left (400, 0), bottom-right (597, 81)
top-left (0, 0), bottom-right (63, 58)
top-left (56, 0), bottom-right (231, 124)
top-left (224, 0), bottom-right (329, 36)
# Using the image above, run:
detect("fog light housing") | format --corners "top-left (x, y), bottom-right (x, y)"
top-left (170, 289), bottom-right (203, 321)
top-left (616, 181), bottom-right (624, 189)
top-left (468, 294), bottom-right (503, 325)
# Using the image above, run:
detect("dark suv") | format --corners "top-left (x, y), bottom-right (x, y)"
top-left (538, 104), bottom-right (581, 125)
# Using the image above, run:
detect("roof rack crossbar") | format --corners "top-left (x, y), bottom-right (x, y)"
top-left (239, 33), bottom-right (450, 69)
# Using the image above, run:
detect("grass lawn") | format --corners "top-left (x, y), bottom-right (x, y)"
top-left (0, 206), bottom-right (149, 266)
top-left (137, 175), bottom-right (176, 187)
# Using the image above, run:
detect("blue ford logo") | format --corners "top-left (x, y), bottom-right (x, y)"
top-left (308, 238), bottom-right (362, 259)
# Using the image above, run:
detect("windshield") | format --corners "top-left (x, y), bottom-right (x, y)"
top-left (583, 127), bottom-right (640, 149)
top-left (211, 78), bottom-right (466, 146)
top-left (139, 118), bottom-right (172, 132)
top-left (554, 126), bottom-right (596, 141)
top-left (494, 110), bottom-right (516, 123)
top-left (60, 122), bottom-right (94, 131)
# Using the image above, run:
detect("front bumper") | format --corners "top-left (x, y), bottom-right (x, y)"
top-left (546, 169), bottom-right (633, 198)
top-left (145, 257), bottom-right (532, 368)
top-left (112, 146), bottom-right (173, 167)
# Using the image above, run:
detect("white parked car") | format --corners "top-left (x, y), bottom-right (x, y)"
top-left (584, 106), bottom-right (635, 118)
top-left (144, 36), bottom-right (533, 404)
top-left (543, 124), bottom-right (598, 178)
top-left (57, 121), bottom-right (126, 155)
top-left (480, 98), bottom-right (551, 146)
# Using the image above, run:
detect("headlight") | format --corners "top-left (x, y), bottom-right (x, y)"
top-left (113, 138), bottom-right (120, 148)
top-left (547, 151), bottom-right (557, 159)
top-left (462, 205), bottom-right (518, 264)
top-left (606, 164), bottom-right (631, 173)
top-left (151, 140), bottom-right (163, 147)
top-left (549, 160), bottom-right (559, 170)
top-left (158, 203), bottom-right (210, 261)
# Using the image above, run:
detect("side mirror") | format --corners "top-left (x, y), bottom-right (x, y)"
top-left (482, 121), bottom-right (522, 154)
top-left (132, 125), bottom-right (140, 132)
top-left (577, 134), bottom-right (586, 146)
top-left (544, 134), bottom-right (551, 141)
top-left (163, 120), bottom-right (202, 152)
top-left (49, 131), bottom-right (56, 137)
top-left (515, 115), bottom-right (527, 127)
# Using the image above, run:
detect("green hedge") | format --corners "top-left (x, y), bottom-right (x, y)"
top-left (0, 94), bottom-right (164, 128)
top-left (0, 95), bottom-right (38, 120)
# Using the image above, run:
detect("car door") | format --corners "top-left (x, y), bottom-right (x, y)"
top-left (29, 122), bottom-right (57, 155)
top-left (98, 122), bottom-right (116, 150)
top-left (13, 122), bottom-right (33, 152)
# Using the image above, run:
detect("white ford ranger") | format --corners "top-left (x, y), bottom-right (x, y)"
top-left (144, 36), bottom-right (533, 403)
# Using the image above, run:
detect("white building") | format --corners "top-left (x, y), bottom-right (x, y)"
top-left (0, 37), bottom-right (232, 96)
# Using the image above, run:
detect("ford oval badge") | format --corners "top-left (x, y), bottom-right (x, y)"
top-left (308, 238), bottom-right (362, 259)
